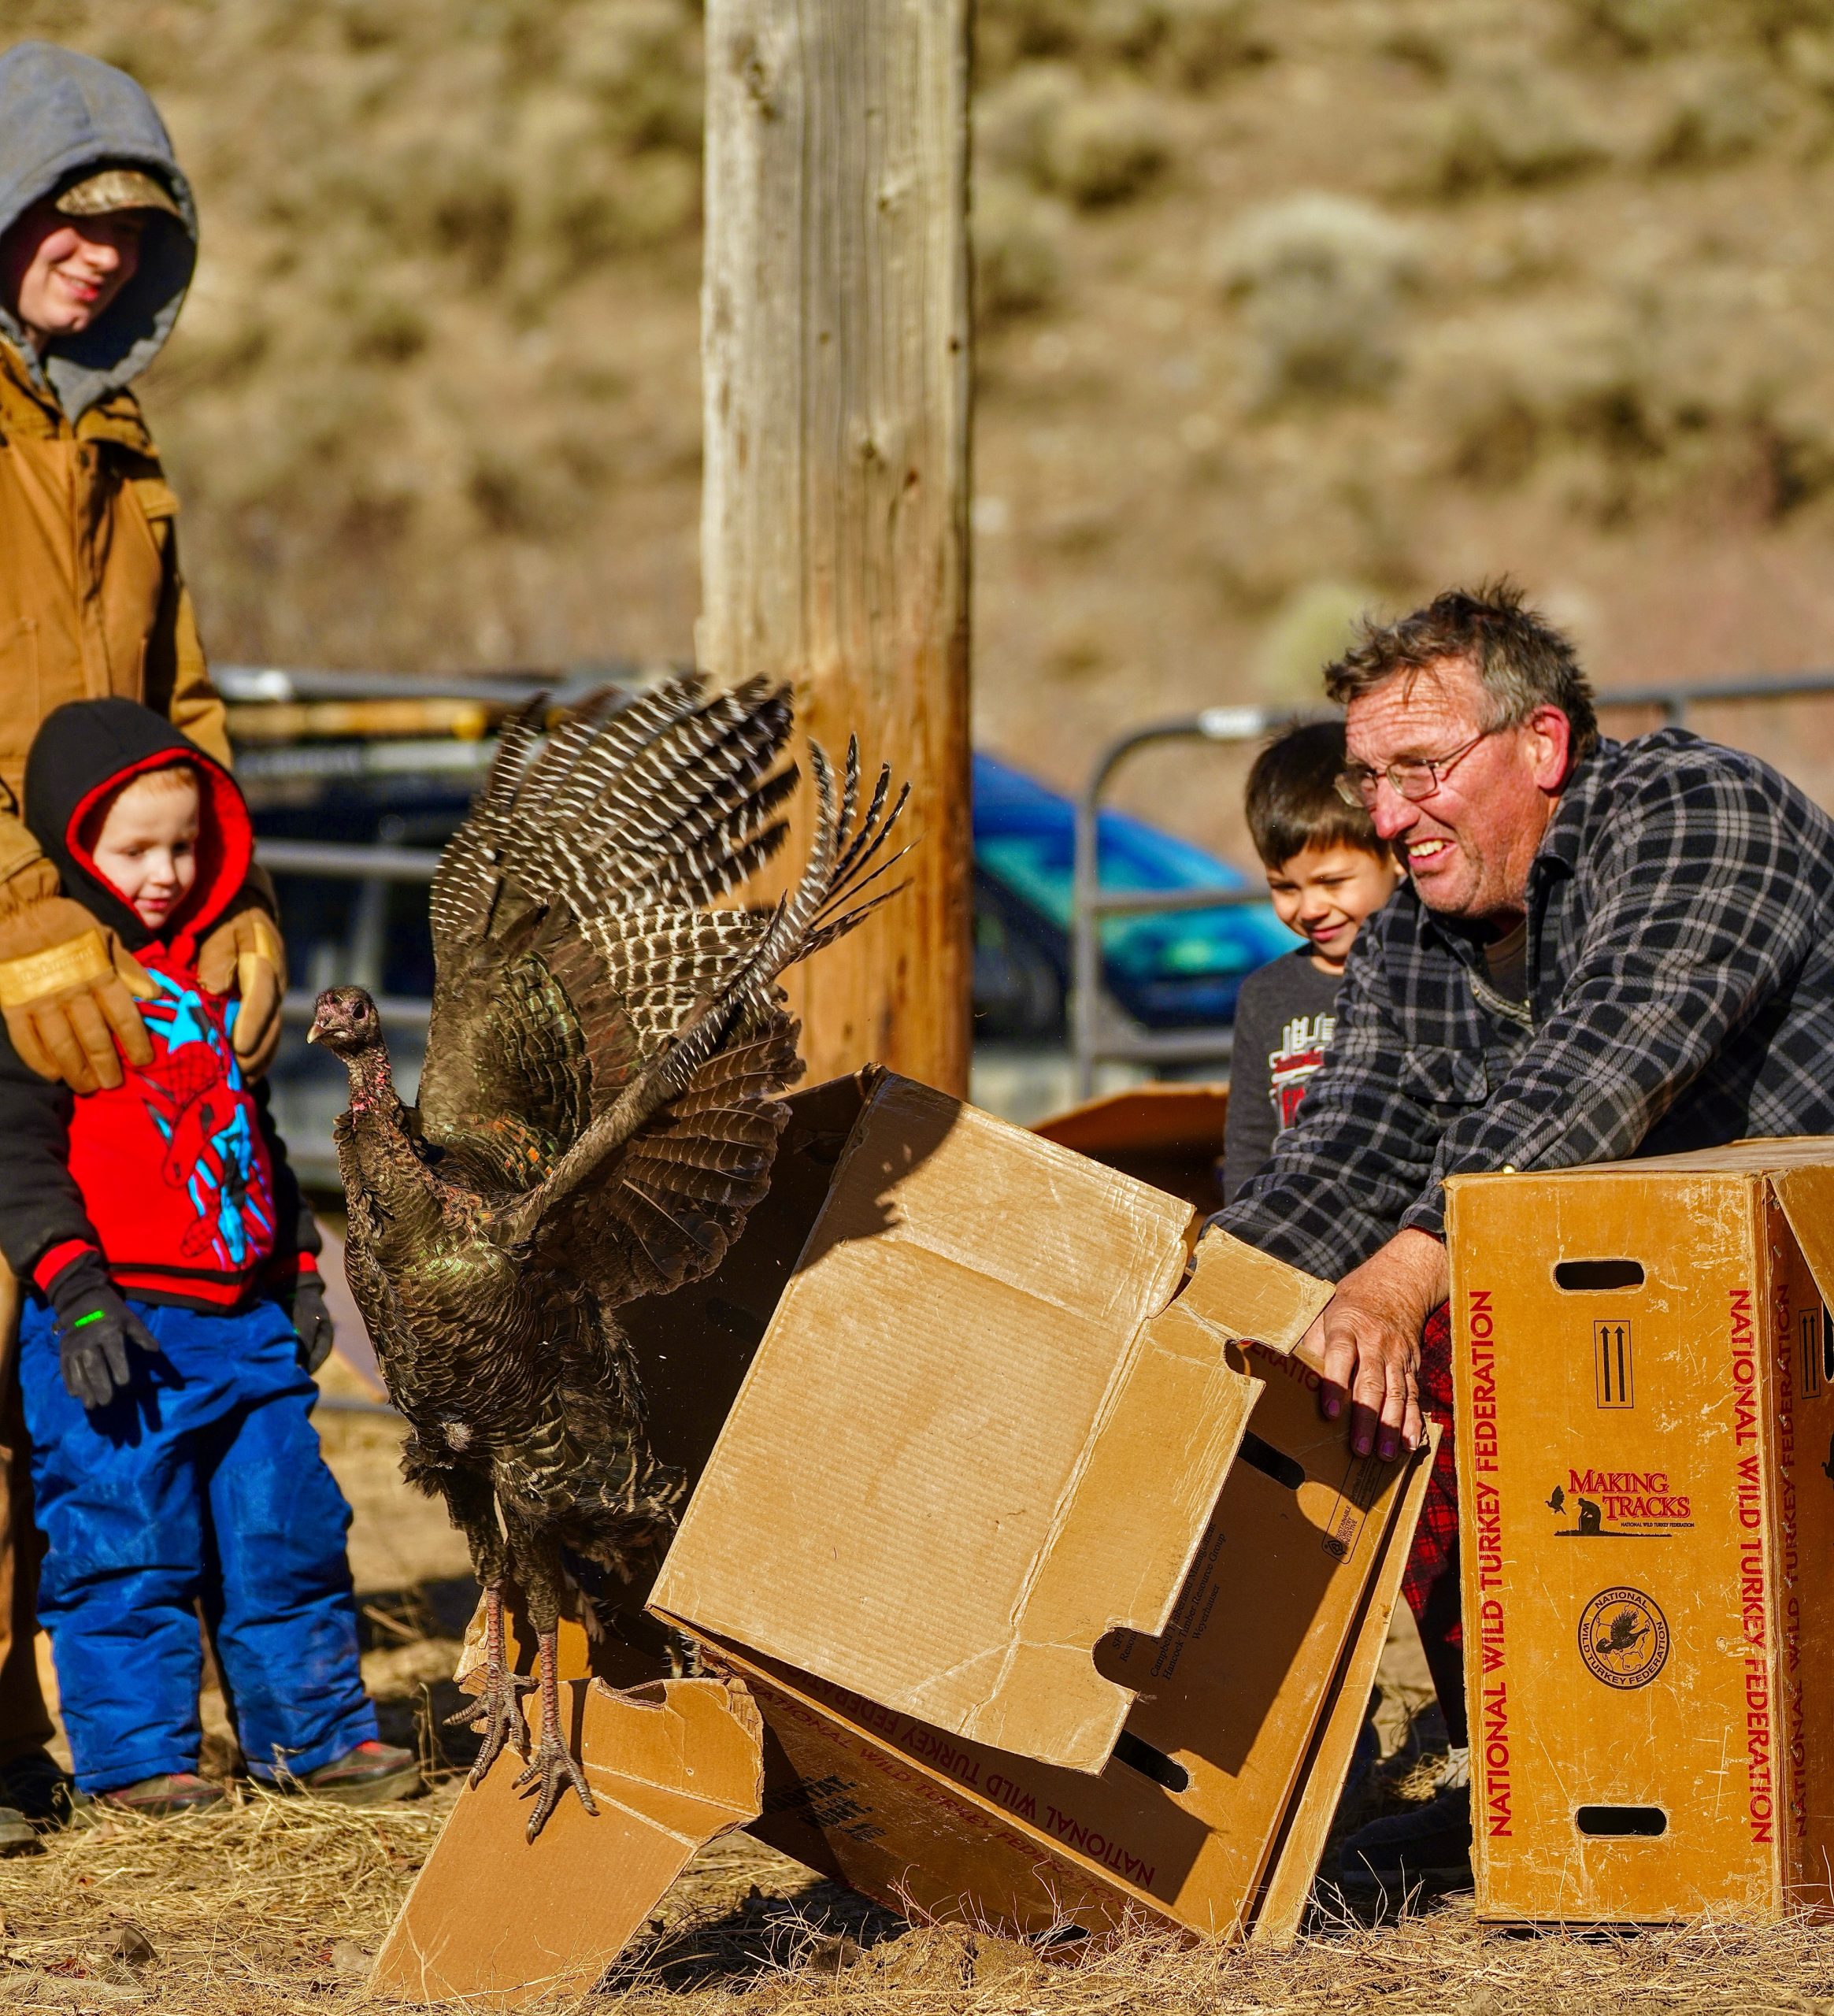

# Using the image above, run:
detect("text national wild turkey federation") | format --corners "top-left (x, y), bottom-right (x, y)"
top-left (309, 675), bottom-right (906, 1836)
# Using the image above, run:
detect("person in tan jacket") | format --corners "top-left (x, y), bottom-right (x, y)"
top-left (0, 39), bottom-right (289, 1841)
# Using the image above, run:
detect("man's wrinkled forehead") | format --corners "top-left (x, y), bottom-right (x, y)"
top-left (1343, 655), bottom-right (1486, 761)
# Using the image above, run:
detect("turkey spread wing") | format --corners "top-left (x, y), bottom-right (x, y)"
top-left (413, 675), bottom-right (812, 1299)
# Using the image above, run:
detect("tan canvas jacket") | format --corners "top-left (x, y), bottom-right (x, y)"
top-left (0, 338), bottom-right (228, 888)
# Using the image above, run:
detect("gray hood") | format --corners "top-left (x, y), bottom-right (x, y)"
top-left (0, 40), bottom-right (197, 419)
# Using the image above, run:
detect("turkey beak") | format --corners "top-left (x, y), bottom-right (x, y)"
top-left (305, 1021), bottom-right (320, 1045)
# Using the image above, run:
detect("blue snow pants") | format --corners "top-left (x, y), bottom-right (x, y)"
top-left (17, 1295), bottom-right (377, 1794)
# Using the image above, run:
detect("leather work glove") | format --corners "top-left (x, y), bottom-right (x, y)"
top-left (43, 1250), bottom-right (156, 1411)
top-left (198, 889), bottom-right (287, 1080)
top-left (287, 1269), bottom-right (335, 1375)
top-left (0, 862), bottom-right (157, 1094)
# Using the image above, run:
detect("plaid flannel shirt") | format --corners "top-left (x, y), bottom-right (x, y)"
top-left (1216, 728), bottom-right (1834, 1281)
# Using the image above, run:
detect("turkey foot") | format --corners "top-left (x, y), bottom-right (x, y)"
top-left (446, 1584), bottom-right (535, 1785)
top-left (513, 1626), bottom-right (598, 1841)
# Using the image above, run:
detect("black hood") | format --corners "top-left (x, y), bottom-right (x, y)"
top-left (24, 699), bottom-right (250, 958)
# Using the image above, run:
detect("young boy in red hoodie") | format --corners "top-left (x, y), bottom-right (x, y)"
top-left (0, 699), bottom-right (417, 1817)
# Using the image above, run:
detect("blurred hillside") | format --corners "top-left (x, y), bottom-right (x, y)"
top-left (16, 0), bottom-right (1834, 854)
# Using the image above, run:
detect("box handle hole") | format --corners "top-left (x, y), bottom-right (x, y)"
top-left (1554, 1260), bottom-right (1645, 1292)
top-left (1238, 1432), bottom-right (1305, 1492)
top-left (1575, 1804), bottom-right (1666, 1837)
top-left (1112, 1729), bottom-right (1191, 1792)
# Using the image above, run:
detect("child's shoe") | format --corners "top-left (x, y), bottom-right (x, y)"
top-left (80, 1771), bottom-right (226, 1821)
top-left (297, 1740), bottom-right (421, 1807)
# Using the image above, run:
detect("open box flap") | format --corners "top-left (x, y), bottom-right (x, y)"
top-left (953, 1232), bottom-right (1329, 1762)
top-left (1187, 1225), bottom-right (1332, 1356)
top-left (650, 1076), bottom-right (1195, 1773)
top-left (1770, 1160), bottom-right (1834, 1314)
top-left (895, 1248), bottom-right (1270, 1766)
top-left (1249, 1420), bottom-right (1442, 1945)
top-left (651, 1074), bottom-right (1329, 1775)
top-left (369, 1677), bottom-right (763, 2009)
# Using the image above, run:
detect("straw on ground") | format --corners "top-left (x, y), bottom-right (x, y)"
top-left (0, 1788), bottom-right (1831, 2014)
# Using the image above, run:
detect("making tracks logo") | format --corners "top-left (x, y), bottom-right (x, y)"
top-left (1544, 1468), bottom-right (1692, 1537)
top-left (1577, 1586), bottom-right (1670, 1689)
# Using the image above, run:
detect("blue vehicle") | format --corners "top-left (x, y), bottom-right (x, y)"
top-left (971, 753), bottom-right (1294, 1040)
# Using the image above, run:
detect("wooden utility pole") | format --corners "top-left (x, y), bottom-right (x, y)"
top-left (699, 0), bottom-right (973, 1096)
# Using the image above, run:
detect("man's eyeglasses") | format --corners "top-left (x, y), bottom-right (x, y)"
top-left (1334, 724), bottom-right (1504, 809)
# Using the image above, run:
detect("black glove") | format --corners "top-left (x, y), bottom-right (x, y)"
top-left (287, 1269), bottom-right (335, 1375)
top-left (43, 1251), bottom-right (155, 1411)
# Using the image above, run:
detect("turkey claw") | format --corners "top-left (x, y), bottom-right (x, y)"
top-left (514, 1732), bottom-right (597, 1841)
top-left (447, 1669), bottom-right (537, 1785)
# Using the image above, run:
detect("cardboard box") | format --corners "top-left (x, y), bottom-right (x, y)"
top-left (678, 1360), bottom-right (1436, 1947)
top-left (1447, 1137), bottom-right (1834, 1924)
top-left (377, 1073), bottom-right (1434, 2004)
top-left (396, 1373), bottom-right (1433, 2006)
top-left (1032, 1084), bottom-right (1231, 1215)
top-left (649, 1075), bottom-right (1328, 1774)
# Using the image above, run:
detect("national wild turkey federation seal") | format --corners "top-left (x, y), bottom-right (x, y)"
top-left (1578, 1585), bottom-right (1670, 1689)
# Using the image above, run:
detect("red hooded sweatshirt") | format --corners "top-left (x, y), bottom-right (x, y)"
top-left (0, 699), bottom-right (313, 1311)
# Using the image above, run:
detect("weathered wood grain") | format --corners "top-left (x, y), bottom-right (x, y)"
top-left (700, 0), bottom-right (973, 1095)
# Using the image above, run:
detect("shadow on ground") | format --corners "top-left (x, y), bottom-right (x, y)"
top-left (353, 1574), bottom-right (484, 1772)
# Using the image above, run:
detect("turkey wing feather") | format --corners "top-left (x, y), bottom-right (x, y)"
top-left (413, 674), bottom-right (822, 1294)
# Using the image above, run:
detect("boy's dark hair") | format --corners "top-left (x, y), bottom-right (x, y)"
top-left (1323, 578), bottom-right (1598, 757)
top-left (1246, 720), bottom-right (1384, 869)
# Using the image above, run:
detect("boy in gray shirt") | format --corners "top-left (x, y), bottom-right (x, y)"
top-left (1221, 722), bottom-right (1402, 1203)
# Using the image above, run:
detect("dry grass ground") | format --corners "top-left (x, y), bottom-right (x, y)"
top-left (5, 1785), bottom-right (1834, 2014)
top-left (0, 1364), bottom-right (1828, 2014)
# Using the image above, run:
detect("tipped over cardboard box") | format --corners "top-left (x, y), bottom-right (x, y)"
top-left (649, 1076), bottom-right (1326, 1773)
top-left (680, 1359), bottom-right (1436, 1948)
top-left (373, 1073), bottom-right (1434, 2006)
top-left (1447, 1137), bottom-right (1834, 1925)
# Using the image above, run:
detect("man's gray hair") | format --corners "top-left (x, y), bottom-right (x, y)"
top-left (1324, 580), bottom-right (1599, 755)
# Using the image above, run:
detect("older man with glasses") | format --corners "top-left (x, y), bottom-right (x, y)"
top-left (1211, 579), bottom-right (1834, 1896)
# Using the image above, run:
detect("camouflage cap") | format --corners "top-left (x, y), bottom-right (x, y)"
top-left (54, 167), bottom-right (182, 222)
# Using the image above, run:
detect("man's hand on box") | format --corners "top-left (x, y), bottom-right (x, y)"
top-left (1305, 1227), bottom-right (1447, 1463)
top-left (0, 863), bottom-right (157, 1093)
top-left (198, 899), bottom-right (287, 1080)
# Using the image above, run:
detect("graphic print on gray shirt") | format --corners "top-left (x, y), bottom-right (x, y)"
top-left (1221, 948), bottom-right (1344, 1204)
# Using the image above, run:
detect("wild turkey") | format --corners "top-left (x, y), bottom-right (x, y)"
top-left (309, 675), bottom-right (905, 1836)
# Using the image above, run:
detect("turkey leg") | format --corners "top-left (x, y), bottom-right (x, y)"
top-left (446, 1581), bottom-right (535, 1785)
top-left (514, 1625), bottom-right (599, 1840)
top-left (441, 1476), bottom-right (535, 1784)
top-left (507, 1528), bottom-right (598, 1840)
